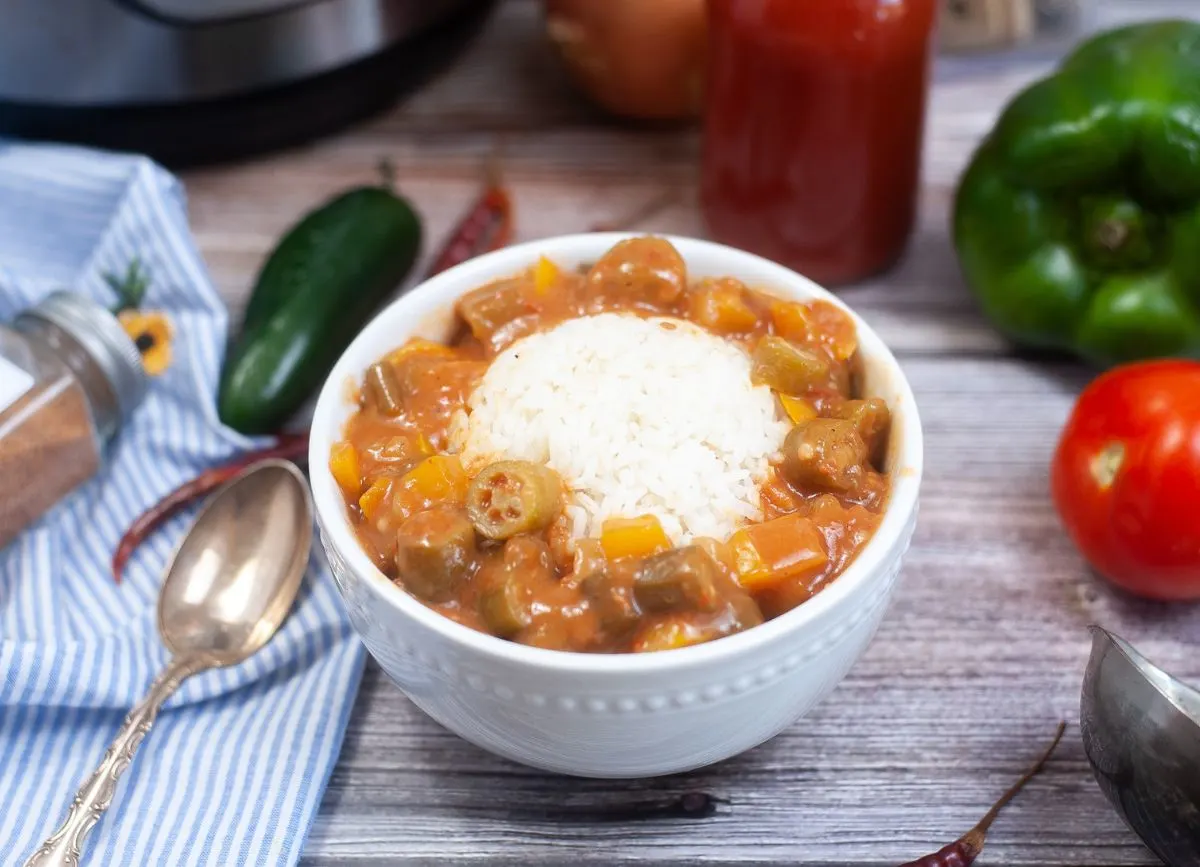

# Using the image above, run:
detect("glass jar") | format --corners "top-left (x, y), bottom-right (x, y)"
top-left (700, 0), bottom-right (939, 286)
top-left (0, 292), bottom-right (147, 550)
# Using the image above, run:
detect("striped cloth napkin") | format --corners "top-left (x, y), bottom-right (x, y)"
top-left (0, 141), bottom-right (366, 865)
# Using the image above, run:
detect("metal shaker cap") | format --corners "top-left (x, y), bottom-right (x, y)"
top-left (15, 291), bottom-right (149, 438)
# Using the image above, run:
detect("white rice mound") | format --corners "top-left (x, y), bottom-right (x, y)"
top-left (449, 312), bottom-right (789, 545)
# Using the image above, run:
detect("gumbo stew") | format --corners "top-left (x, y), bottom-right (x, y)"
top-left (331, 237), bottom-right (892, 653)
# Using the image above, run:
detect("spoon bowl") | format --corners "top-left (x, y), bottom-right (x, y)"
top-left (1080, 625), bottom-right (1200, 867)
top-left (159, 459), bottom-right (312, 663)
top-left (26, 458), bottom-right (312, 867)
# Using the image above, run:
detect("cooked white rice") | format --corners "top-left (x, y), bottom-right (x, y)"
top-left (449, 312), bottom-right (789, 544)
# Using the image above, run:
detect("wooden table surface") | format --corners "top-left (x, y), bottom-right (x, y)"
top-left (183, 2), bottom-right (1200, 864)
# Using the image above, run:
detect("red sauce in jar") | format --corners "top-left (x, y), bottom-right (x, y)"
top-left (700, 0), bottom-right (938, 286)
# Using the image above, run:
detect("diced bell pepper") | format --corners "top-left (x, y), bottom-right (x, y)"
top-left (599, 514), bottom-right (672, 560)
top-left (689, 279), bottom-right (759, 334)
top-left (358, 477), bottom-right (392, 523)
top-left (533, 256), bottom-right (561, 296)
top-left (392, 455), bottom-right (468, 519)
top-left (329, 441), bottom-right (361, 499)
top-left (728, 513), bottom-right (828, 592)
top-left (779, 394), bottom-right (818, 424)
top-left (632, 617), bottom-right (709, 652)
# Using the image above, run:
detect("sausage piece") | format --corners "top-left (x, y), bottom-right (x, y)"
top-left (585, 236), bottom-right (687, 310)
top-left (832, 398), bottom-right (891, 469)
top-left (780, 418), bottom-right (870, 495)
top-left (456, 278), bottom-right (538, 353)
top-left (632, 546), bottom-right (723, 614)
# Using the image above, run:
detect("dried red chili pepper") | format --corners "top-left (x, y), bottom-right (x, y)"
top-left (111, 433), bottom-right (310, 583)
top-left (112, 163), bottom-right (514, 582)
top-left (423, 160), bottom-right (513, 277)
top-left (898, 722), bottom-right (1067, 867)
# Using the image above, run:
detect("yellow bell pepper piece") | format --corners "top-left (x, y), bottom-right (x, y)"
top-left (779, 394), bottom-right (817, 424)
top-left (688, 281), bottom-right (758, 334)
top-left (393, 455), bottom-right (468, 519)
top-left (729, 513), bottom-right (827, 592)
top-left (329, 442), bottom-right (362, 499)
top-left (358, 477), bottom-right (392, 522)
top-left (769, 300), bottom-right (811, 343)
top-left (600, 514), bottom-right (671, 560)
top-left (632, 617), bottom-right (707, 653)
top-left (532, 256), bottom-right (560, 296)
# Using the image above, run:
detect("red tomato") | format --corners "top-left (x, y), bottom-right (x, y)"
top-left (1051, 359), bottom-right (1200, 601)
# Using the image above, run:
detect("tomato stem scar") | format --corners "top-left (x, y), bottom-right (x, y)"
top-left (1090, 441), bottom-right (1126, 489)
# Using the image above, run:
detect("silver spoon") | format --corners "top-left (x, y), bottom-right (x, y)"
top-left (24, 458), bottom-right (312, 867)
top-left (1080, 625), bottom-right (1200, 867)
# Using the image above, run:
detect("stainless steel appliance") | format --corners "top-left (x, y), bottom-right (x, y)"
top-left (0, 0), bottom-right (495, 166)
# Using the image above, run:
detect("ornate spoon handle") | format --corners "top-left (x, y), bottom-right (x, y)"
top-left (24, 655), bottom-right (207, 867)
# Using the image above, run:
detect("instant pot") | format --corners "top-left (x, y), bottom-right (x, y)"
top-left (0, 0), bottom-right (495, 166)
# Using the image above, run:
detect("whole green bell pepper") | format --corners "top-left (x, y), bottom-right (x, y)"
top-left (953, 19), bottom-right (1200, 367)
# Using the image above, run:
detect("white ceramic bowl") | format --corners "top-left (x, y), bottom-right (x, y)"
top-left (310, 233), bottom-right (923, 779)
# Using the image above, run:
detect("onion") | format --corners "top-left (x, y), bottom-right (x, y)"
top-left (544, 0), bottom-right (706, 122)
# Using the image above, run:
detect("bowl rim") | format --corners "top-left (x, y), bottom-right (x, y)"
top-left (309, 232), bottom-right (924, 675)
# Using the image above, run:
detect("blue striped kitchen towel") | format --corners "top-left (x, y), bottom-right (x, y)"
top-left (0, 141), bottom-right (367, 865)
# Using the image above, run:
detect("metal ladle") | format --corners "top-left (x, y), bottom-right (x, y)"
top-left (25, 459), bottom-right (312, 867)
top-left (1080, 625), bottom-right (1200, 867)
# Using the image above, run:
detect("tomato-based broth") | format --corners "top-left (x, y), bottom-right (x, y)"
top-left (331, 237), bottom-right (891, 653)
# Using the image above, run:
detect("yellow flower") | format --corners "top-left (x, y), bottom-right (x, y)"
top-left (118, 309), bottom-right (173, 376)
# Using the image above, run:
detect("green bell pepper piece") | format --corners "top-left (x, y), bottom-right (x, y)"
top-left (952, 19), bottom-right (1200, 367)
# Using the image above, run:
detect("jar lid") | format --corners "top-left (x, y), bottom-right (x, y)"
top-left (16, 291), bottom-right (149, 427)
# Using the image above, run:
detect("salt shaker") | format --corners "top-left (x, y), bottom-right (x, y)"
top-left (0, 291), bottom-right (147, 550)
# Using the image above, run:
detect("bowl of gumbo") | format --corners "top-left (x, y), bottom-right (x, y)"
top-left (329, 236), bottom-right (891, 654)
